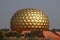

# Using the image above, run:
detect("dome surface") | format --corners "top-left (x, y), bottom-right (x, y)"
top-left (10, 8), bottom-right (49, 32)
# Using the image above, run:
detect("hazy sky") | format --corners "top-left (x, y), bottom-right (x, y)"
top-left (0, 0), bottom-right (60, 29)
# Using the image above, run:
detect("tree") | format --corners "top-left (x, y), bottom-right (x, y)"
top-left (6, 31), bottom-right (21, 38)
top-left (25, 32), bottom-right (31, 37)
top-left (0, 31), bottom-right (4, 40)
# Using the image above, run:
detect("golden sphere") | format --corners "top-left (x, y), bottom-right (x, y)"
top-left (10, 8), bottom-right (49, 32)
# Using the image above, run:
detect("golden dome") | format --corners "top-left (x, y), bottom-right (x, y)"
top-left (10, 8), bottom-right (49, 32)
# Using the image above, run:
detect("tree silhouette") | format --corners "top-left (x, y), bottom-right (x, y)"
top-left (0, 31), bottom-right (4, 40)
top-left (6, 31), bottom-right (21, 38)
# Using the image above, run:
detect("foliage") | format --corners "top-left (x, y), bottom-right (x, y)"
top-left (5, 37), bottom-right (50, 40)
top-left (0, 31), bottom-right (4, 40)
top-left (0, 29), bottom-right (10, 32)
top-left (6, 31), bottom-right (21, 38)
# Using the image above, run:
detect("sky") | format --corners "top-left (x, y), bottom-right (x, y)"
top-left (0, 0), bottom-right (60, 29)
